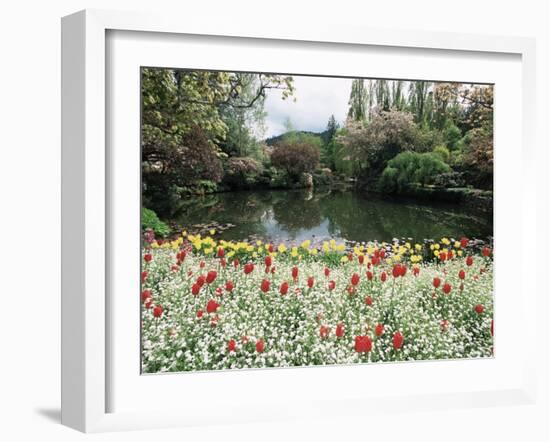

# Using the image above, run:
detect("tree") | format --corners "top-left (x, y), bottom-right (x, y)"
top-left (142, 68), bottom-right (294, 173)
top-left (379, 151), bottom-right (451, 192)
top-left (347, 79), bottom-right (369, 121)
top-left (270, 141), bottom-right (320, 181)
top-left (322, 115), bottom-right (340, 169)
top-left (337, 110), bottom-right (417, 181)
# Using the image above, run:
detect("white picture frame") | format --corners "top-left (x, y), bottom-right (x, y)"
top-left (61, 9), bottom-right (537, 433)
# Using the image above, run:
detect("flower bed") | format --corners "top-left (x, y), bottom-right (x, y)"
top-left (141, 233), bottom-right (493, 373)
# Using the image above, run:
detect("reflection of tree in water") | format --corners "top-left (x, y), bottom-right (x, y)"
top-left (173, 192), bottom-right (271, 239)
top-left (172, 190), bottom-right (493, 243)
top-left (319, 192), bottom-right (492, 243)
top-left (271, 190), bottom-right (323, 233)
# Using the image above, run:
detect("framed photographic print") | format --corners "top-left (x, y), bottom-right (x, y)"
top-left (61, 9), bottom-right (537, 432)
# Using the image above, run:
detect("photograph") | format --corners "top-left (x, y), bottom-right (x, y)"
top-left (140, 68), bottom-right (494, 374)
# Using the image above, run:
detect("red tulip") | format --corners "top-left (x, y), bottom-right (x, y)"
top-left (233, 259), bottom-right (240, 268)
top-left (392, 264), bottom-right (401, 278)
top-left (217, 247), bottom-right (225, 258)
top-left (351, 273), bottom-right (360, 286)
top-left (292, 266), bottom-right (299, 280)
top-left (141, 271), bottom-right (148, 283)
top-left (433, 277), bottom-right (441, 288)
top-left (413, 266), bottom-right (420, 277)
top-left (319, 325), bottom-right (330, 338)
top-left (141, 289), bottom-right (152, 302)
top-left (268, 244), bottom-right (274, 253)
top-left (153, 304), bottom-right (163, 318)
top-left (261, 279), bottom-right (270, 293)
top-left (144, 298), bottom-right (153, 309)
top-left (443, 283), bottom-right (451, 294)
top-left (144, 253), bottom-right (152, 263)
top-left (392, 331), bottom-right (404, 349)
top-left (271, 266), bottom-right (276, 274)
top-left (379, 249), bottom-right (386, 259)
top-left (191, 284), bottom-right (201, 296)
top-left (225, 280), bottom-right (234, 293)
top-left (256, 339), bottom-right (265, 353)
top-left (439, 252), bottom-right (447, 261)
top-left (196, 275), bottom-right (206, 287)
top-left (347, 286), bottom-right (355, 295)
top-left (280, 281), bottom-right (289, 295)
top-left (206, 299), bottom-right (219, 314)
top-left (371, 256), bottom-right (380, 266)
top-left (206, 270), bottom-right (217, 284)
top-left (366, 270), bottom-right (373, 281)
top-left (475, 304), bottom-right (484, 314)
top-left (244, 262), bottom-right (254, 274)
top-left (458, 269), bottom-right (466, 280)
top-left (324, 267), bottom-right (330, 277)
top-left (491, 320), bottom-right (494, 336)
top-left (375, 323), bottom-right (384, 337)
top-left (196, 309), bottom-right (204, 318)
top-left (466, 256), bottom-right (474, 267)
top-left (328, 280), bottom-right (336, 291)
top-left (365, 296), bottom-right (373, 306)
top-left (336, 323), bottom-right (345, 338)
top-left (307, 277), bottom-right (314, 288)
top-left (354, 335), bottom-right (372, 353)
top-left (482, 246), bottom-right (491, 257)
top-left (347, 253), bottom-right (354, 262)
top-left (264, 256), bottom-right (272, 267)
top-left (358, 255), bottom-right (365, 265)
top-left (440, 319), bottom-right (449, 331)
top-left (380, 271), bottom-right (387, 282)
top-left (220, 258), bottom-right (226, 268)
top-left (460, 237), bottom-right (469, 248)
top-left (241, 335), bottom-right (249, 344)
top-left (199, 261), bottom-right (205, 269)
top-left (227, 339), bottom-right (236, 352)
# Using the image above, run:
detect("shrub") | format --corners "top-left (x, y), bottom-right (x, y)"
top-left (142, 207), bottom-right (170, 237)
top-left (378, 151), bottom-right (451, 192)
top-left (270, 141), bottom-right (320, 181)
top-left (432, 171), bottom-right (466, 188)
top-left (432, 145), bottom-right (450, 163)
top-left (223, 157), bottom-right (264, 189)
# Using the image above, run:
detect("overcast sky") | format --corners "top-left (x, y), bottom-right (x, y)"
top-left (262, 75), bottom-right (352, 138)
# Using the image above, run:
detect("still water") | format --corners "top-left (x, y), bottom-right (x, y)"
top-left (172, 189), bottom-right (492, 245)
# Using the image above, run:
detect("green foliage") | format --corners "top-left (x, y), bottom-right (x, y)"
top-left (270, 141), bottom-right (321, 181)
top-left (443, 123), bottom-right (462, 151)
top-left (142, 207), bottom-right (170, 237)
top-left (347, 79), bottom-right (369, 121)
top-left (432, 171), bottom-right (466, 188)
top-left (378, 151), bottom-right (451, 192)
top-left (223, 157), bottom-right (264, 189)
top-left (337, 110), bottom-right (417, 179)
top-left (432, 145), bottom-right (450, 163)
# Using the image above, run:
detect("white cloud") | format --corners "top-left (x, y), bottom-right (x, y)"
top-left (263, 75), bottom-right (352, 138)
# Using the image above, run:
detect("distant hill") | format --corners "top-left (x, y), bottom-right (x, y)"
top-left (264, 130), bottom-right (330, 146)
